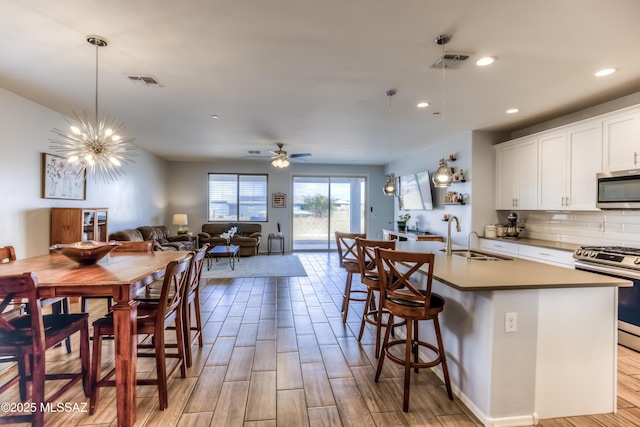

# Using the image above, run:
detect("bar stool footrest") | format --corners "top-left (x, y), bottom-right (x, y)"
top-left (383, 339), bottom-right (443, 370)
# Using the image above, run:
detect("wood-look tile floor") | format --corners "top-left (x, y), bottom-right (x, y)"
top-left (3, 252), bottom-right (640, 426)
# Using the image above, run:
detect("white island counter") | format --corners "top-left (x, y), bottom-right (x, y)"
top-left (394, 240), bottom-right (631, 427)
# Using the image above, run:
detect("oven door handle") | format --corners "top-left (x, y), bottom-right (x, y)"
top-left (575, 260), bottom-right (640, 280)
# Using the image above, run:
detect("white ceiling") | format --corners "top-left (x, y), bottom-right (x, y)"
top-left (3, 0), bottom-right (640, 165)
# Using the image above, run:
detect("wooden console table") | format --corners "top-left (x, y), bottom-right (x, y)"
top-left (383, 228), bottom-right (444, 242)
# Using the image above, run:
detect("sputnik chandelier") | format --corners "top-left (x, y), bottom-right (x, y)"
top-left (50, 36), bottom-right (136, 182)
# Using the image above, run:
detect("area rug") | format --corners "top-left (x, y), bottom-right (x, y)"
top-left (200, 254), bottom-right (307, 279)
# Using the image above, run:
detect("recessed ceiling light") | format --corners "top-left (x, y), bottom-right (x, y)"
top-left (211, 114), bottom-right (219, 119)
top-left (476, 57), bottom-right (495, 66)
top-left (595, 68), bottom-right (616, 77)
top-left (417, 102), bottom-right (429, 108)
top-left (506, 108), bottom-right (520, 114)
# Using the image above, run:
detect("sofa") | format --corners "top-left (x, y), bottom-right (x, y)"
top-left (109, 225), bottom-right (195, 251)
top-left (199, 223), bottom-right (261, 256)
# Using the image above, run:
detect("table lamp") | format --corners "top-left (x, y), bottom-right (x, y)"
top-left (173, 213), bottom-right (189, 235)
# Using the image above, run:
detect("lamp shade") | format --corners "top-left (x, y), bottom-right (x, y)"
top-left (172, 214), bottom-right (188, 226)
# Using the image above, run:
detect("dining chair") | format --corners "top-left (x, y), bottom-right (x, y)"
top-left (135, 244), bottom-right (209, 367)
top-left (80, 240), bottom-right (155, 312)
top-left (355, 237), bottom-right (403, 358)
top-left (335, 231), bottom-right (366, 324)
top-left (373, 247), bottom-right (453, 412)
top-left (181, 244), bottom-right (209, 367)
top-left (89, 253), bottom-right (193, 413)
top-left (1, 245), bottom-right (72, 353)
top-left (0, 246), bottom-right (23, 321)
top-left (0, 272), bottom-right (90, 427)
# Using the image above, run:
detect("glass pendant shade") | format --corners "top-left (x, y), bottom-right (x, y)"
top-left (383, 175), bottom-right (397, 195)
top-left (432, 158), bottom-right (453, 188)
top-left (271, 157), bottom-right (289, 168)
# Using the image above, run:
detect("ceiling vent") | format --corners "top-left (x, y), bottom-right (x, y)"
top-left (430, 53), bottom-right (471, 70)
top-left (128, 75), bottom-right (162, 87)
top-left (248, 150), bottom-right (261, 155)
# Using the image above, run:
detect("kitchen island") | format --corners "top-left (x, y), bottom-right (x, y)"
top-left (394, 240), bottom-right (631, 427)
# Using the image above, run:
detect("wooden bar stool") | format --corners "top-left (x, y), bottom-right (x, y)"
top-left (335, 231), bottom-right (366, 324)
top-left (373, 247), bottom-right (453, 412)
top-left (355, 238), bottom-right (405, 358)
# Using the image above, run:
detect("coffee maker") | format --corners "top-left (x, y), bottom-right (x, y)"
top-left (504, 212), bottom-right (520, 238)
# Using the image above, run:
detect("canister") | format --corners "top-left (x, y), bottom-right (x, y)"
top-left (484, 225), bottom-right (497, 238)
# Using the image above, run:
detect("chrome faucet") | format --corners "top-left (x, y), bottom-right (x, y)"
top-left (467, 231), bottom-right (479, 260)
top-left (445, 215), bottom-right (461, 255)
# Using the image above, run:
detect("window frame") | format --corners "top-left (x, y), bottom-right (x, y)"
top-left (207, 173), bottom-right (269, 222)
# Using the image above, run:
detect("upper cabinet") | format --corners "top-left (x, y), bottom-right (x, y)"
top-left (496, 104), bottom-right (639, 212)
top-left (538, 122), bottom-right (603, 210)
top-left (603, 109), bottom-right (640, 172)
top-left (495, 137), bottom-right (538, 210)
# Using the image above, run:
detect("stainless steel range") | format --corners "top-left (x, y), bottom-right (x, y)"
top-left (574, 246), bottom-right (640, 351)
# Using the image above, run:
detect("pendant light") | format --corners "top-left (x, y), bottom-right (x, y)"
top-left (432, 34), bottom-right (454, 188)
top-left (383, 89), bottom-right (398, 196)
top-left (50, 36), bottom-right (137, 182)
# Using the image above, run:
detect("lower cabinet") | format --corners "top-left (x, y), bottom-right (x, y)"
top-left (479, 238), bottom-right (574, 269)
top-left (479, 239), bottom-right (519, 257)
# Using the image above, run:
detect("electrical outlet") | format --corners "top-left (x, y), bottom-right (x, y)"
top-left (505, 312), bottom-right (517, 333)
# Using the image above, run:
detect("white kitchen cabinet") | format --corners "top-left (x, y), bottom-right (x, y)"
top-left (538, 132), bottom-right (567, 210)
top-left (603, 109), bottom-right (640, 172)
top-left (495, 137), bottom-right (538, 210)
top-left (479, 238), bottom-right (574, 269)
top-left (567, 122), bottom-right (603, 209)
top-left (538, 122), bottom-right (602, 210)
top-left (517, 244), bottom-right (574, 269)
top-left (479, 238), bottom-right (519, 257)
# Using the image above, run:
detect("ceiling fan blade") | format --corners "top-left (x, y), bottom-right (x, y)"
top-left (289, 153), bottom-right (311, 158)
top-left (289, 157), bottom-right (307, 163)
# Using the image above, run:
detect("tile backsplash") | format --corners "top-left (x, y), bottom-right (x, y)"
top-left (500, 210), bottom-right (640, 247)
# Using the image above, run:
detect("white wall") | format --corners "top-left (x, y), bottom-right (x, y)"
top-left (385, 130), bottom-right (504, 247)
top-left (165, 160), bottom-right (393, 252)
top-left (0, 87), bottom-right (169, 258)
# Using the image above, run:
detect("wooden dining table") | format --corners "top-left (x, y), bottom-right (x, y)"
top-left (0, 250), bottom-right (189, 427)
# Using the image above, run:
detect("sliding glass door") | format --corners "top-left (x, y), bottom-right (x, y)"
top-left (292, 176), bottom-right (366, 251)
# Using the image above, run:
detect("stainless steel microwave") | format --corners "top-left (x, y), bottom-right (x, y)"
top-left (597, 169), bottom-right (640, 209)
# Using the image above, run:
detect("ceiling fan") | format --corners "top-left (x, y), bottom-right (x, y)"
top-left (248, 143), bottom-right (311, 168)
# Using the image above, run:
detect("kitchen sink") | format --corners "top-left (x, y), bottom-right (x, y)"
top-left (439, 248), bottom-right (515, 261)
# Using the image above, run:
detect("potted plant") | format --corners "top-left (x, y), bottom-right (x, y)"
top-left (397, 213), bottom-right (411, 232)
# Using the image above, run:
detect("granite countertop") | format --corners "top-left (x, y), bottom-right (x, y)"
top-left (479, 236), bottom-right (581, 252)
top-left (395, 241), bottom-right (631, 292)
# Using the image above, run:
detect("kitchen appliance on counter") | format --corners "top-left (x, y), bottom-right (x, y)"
top-left (596, 169), bottom-right (640, 209)
top-left (574, 245), bottom-right (640, 351)
top-left (503, 212), bottom-right (520, 239)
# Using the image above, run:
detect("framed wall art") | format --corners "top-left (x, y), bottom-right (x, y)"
top-left (42, 153), bottom-right (86, 200)
top-left (272, 192), bottom-right (286, 208)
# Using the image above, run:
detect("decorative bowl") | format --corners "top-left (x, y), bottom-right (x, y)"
top-left (50, 241), bottom-right (120, 265)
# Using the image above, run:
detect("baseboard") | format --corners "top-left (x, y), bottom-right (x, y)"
top-left (394, 329), bottom-right (538, 427)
